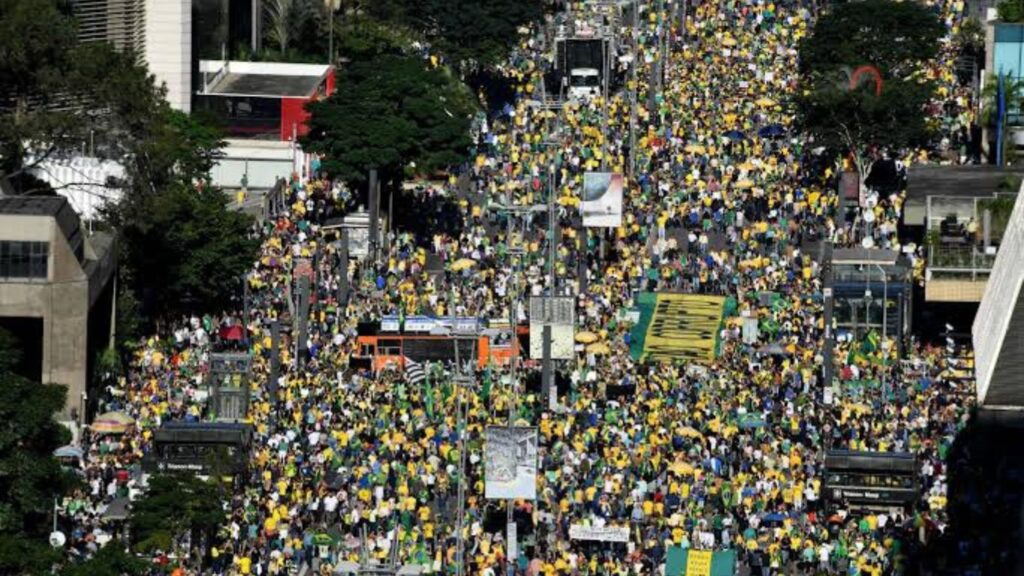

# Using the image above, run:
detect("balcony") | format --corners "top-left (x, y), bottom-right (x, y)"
top-left (925, 244), bottom-right (996, 302)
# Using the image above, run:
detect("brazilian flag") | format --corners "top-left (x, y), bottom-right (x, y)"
top-left (424, 364), bottom-right (434, 419)
top-left (846, 347), bottom-right (868, 366)
top-left (862, 329), bottom-right (881, 354)
top-left (481, 367), bottom-right (492, 403)
top-left (847, 329), bottom-right (882, 366)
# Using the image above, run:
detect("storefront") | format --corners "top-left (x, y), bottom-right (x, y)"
top-left (832, 248), bottom-right (912, 353)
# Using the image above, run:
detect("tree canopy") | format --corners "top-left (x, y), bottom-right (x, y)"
top-left (0, 0), bottom-right (85, 183)
top-left (0, 329), bottom-right (74, 575)
top-left (3, 0), bottom-right (258, 327)
top-left (302, 52), bottom-right (477, 184)
top-left (130, 474), bottom-right (227, 560)
top-left (795, 0), bottom-right (945, 168)
top-left (59, 545), bottom-right (147, 576)
top-left (365, 0), bottom-right (544, 68)
top-left (0, 0), bottom-right (179, 188)
top-left (107, 179), bottom-right (259, 322)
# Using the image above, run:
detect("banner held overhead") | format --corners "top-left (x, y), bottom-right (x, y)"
top-left (568, 525), bottom-right (630, 543)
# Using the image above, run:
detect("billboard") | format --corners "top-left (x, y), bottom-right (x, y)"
top-left (529, 296), bottom-right (575, 360)
top-left (840, 170), bottom-right (860, 202)
top-left (582, 172), bottom-right (624, 228)
top-left (485, 426), bottom-right (538, 500)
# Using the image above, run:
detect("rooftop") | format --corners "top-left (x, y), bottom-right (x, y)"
top-left (198, 60), bottom-right (332, 99)
top-left (907, 165), bottom-right (1024, 200)
top-left (211, 72), bottom-right (323, 98)
top-left (832, 247), bottom-right (901, 266)
top-left (0, 195), bottom-right (69, 217)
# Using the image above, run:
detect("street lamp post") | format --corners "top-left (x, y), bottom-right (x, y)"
top-left (628, 2), bottom-right (638, 177)
top-left (874, 263), bottom-right (889, 398)
top-left (536, 123), bottom-right (566, 406)
top-left (487, 188), bottom-right (541, 576)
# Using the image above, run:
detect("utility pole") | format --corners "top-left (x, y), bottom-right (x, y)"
top-left (242, 272), bottom-right (250, 345)
top-left (542, 168), bottom-right (556, 407)
top-left (450, 295), bottom-right (474, 576)
top-left (648, 59), bottom-right (660, 124)
top-left (487, 176), bottom-right (538, 576)
top-left (542, 324), bottom-right (554, 407)
top-left (296, 276), bottom-right (310, 369)
top-left (600, 26), bottom-right (611, 170)
top-left (368, 168), bottom-right (380, 265)
top-left (628, 0), bottom-right (639, 177)
top-left (821, 242), bottom-right (835, 395)
top-left (539, 119), bottom-right (562, 407)
top-left (269, 320), bottom-right (281, 397)
top-left (661, 0), bottom-right (670, 87)
top-left (337, 229), bottom-right (350, 306)
top-left (504, 183), bottom-right (523, 576)
top-left (680, 0), bottom-right (689, 42)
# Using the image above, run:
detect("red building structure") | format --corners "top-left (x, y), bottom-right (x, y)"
top-left (195, 60), bottom-right (335, 141)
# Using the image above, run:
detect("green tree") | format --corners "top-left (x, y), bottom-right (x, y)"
top-left (108, 180), bottom-right (258, 322)
top-left (3, 0), bottom-right (253, 327)
top-left (103, 102), bottom-right (254, 325)
top-left (0, 1), bottom-right (171, 192)
top-left (333, 13), bottom-right (411, 62)
top-left (0, 328), bottom-right (74, 575)
top-left (302, 52), bottom-right (477, 185)
top-left (957, 16), bottom-right (986, 55)
top-left (260, 0), bottom-right (333, 61)
top-left (362, 0), bottom-right (544, 68)
top-left (59, 545), bottom-right (147, 576)
top-left (981, 73), bottom-right (1024, 127)
top-left (130, 474), bottom-right (227, 562)
top-left (796, 0), bottom-right (945, 177)
top-left (0, 0), bottom-right (82, 185)
top-left (999, 0), bottom-right (1024, 23)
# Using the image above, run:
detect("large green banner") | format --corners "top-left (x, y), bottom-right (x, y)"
top-left (629, 293), bottom-right (726, 363)
top-left (665, 547), bottom-right (737, 576)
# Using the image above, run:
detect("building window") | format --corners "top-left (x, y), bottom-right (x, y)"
top-left (0, 241), bottom-right (49, 280)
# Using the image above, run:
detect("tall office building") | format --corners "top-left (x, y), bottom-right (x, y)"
top-left (68, 0), bottom-right (147, 53)
top-left (974, 182), bottom-right (1024, 407)
top-left (67, 0), bottom-right (258, 114)
top-left (144, 0), bottom-right (192, 112)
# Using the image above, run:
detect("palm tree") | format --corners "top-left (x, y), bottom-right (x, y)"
top-left (981, 73), bottom-right (1024, 128)
top-left (264, 0), bottom-right (294, 54)
top-left (263, 0), bottom-right (327, 58)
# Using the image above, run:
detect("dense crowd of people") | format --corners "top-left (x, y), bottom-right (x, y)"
top-left (63, 0), bottom-right (984, 574)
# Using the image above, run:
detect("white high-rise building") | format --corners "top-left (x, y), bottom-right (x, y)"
top-left (69, 0), bottom-right (232, 114)
top-left (143, 0), bottom-right (192, 112)
top-left (974, 181), bottom-right (1024, 407)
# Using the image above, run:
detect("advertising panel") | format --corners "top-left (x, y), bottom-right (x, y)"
top-left (582, 172), bottom-right (624, 227)
top-left (529, 296), bottom-right (575, 360)
top-left (485, 426), bottom-right (538, 500)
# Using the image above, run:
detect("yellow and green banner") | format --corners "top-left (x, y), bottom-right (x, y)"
top-left (665, 547), bottom-right (737, 576)
top-left (629, 293), bottom-right (727, 363)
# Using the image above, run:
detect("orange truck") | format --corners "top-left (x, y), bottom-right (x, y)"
top-left (353, 316), bottom-right (525, 372)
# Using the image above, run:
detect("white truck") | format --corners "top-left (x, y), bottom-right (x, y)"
top-left (568, 67), bottom-right (602, 100)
